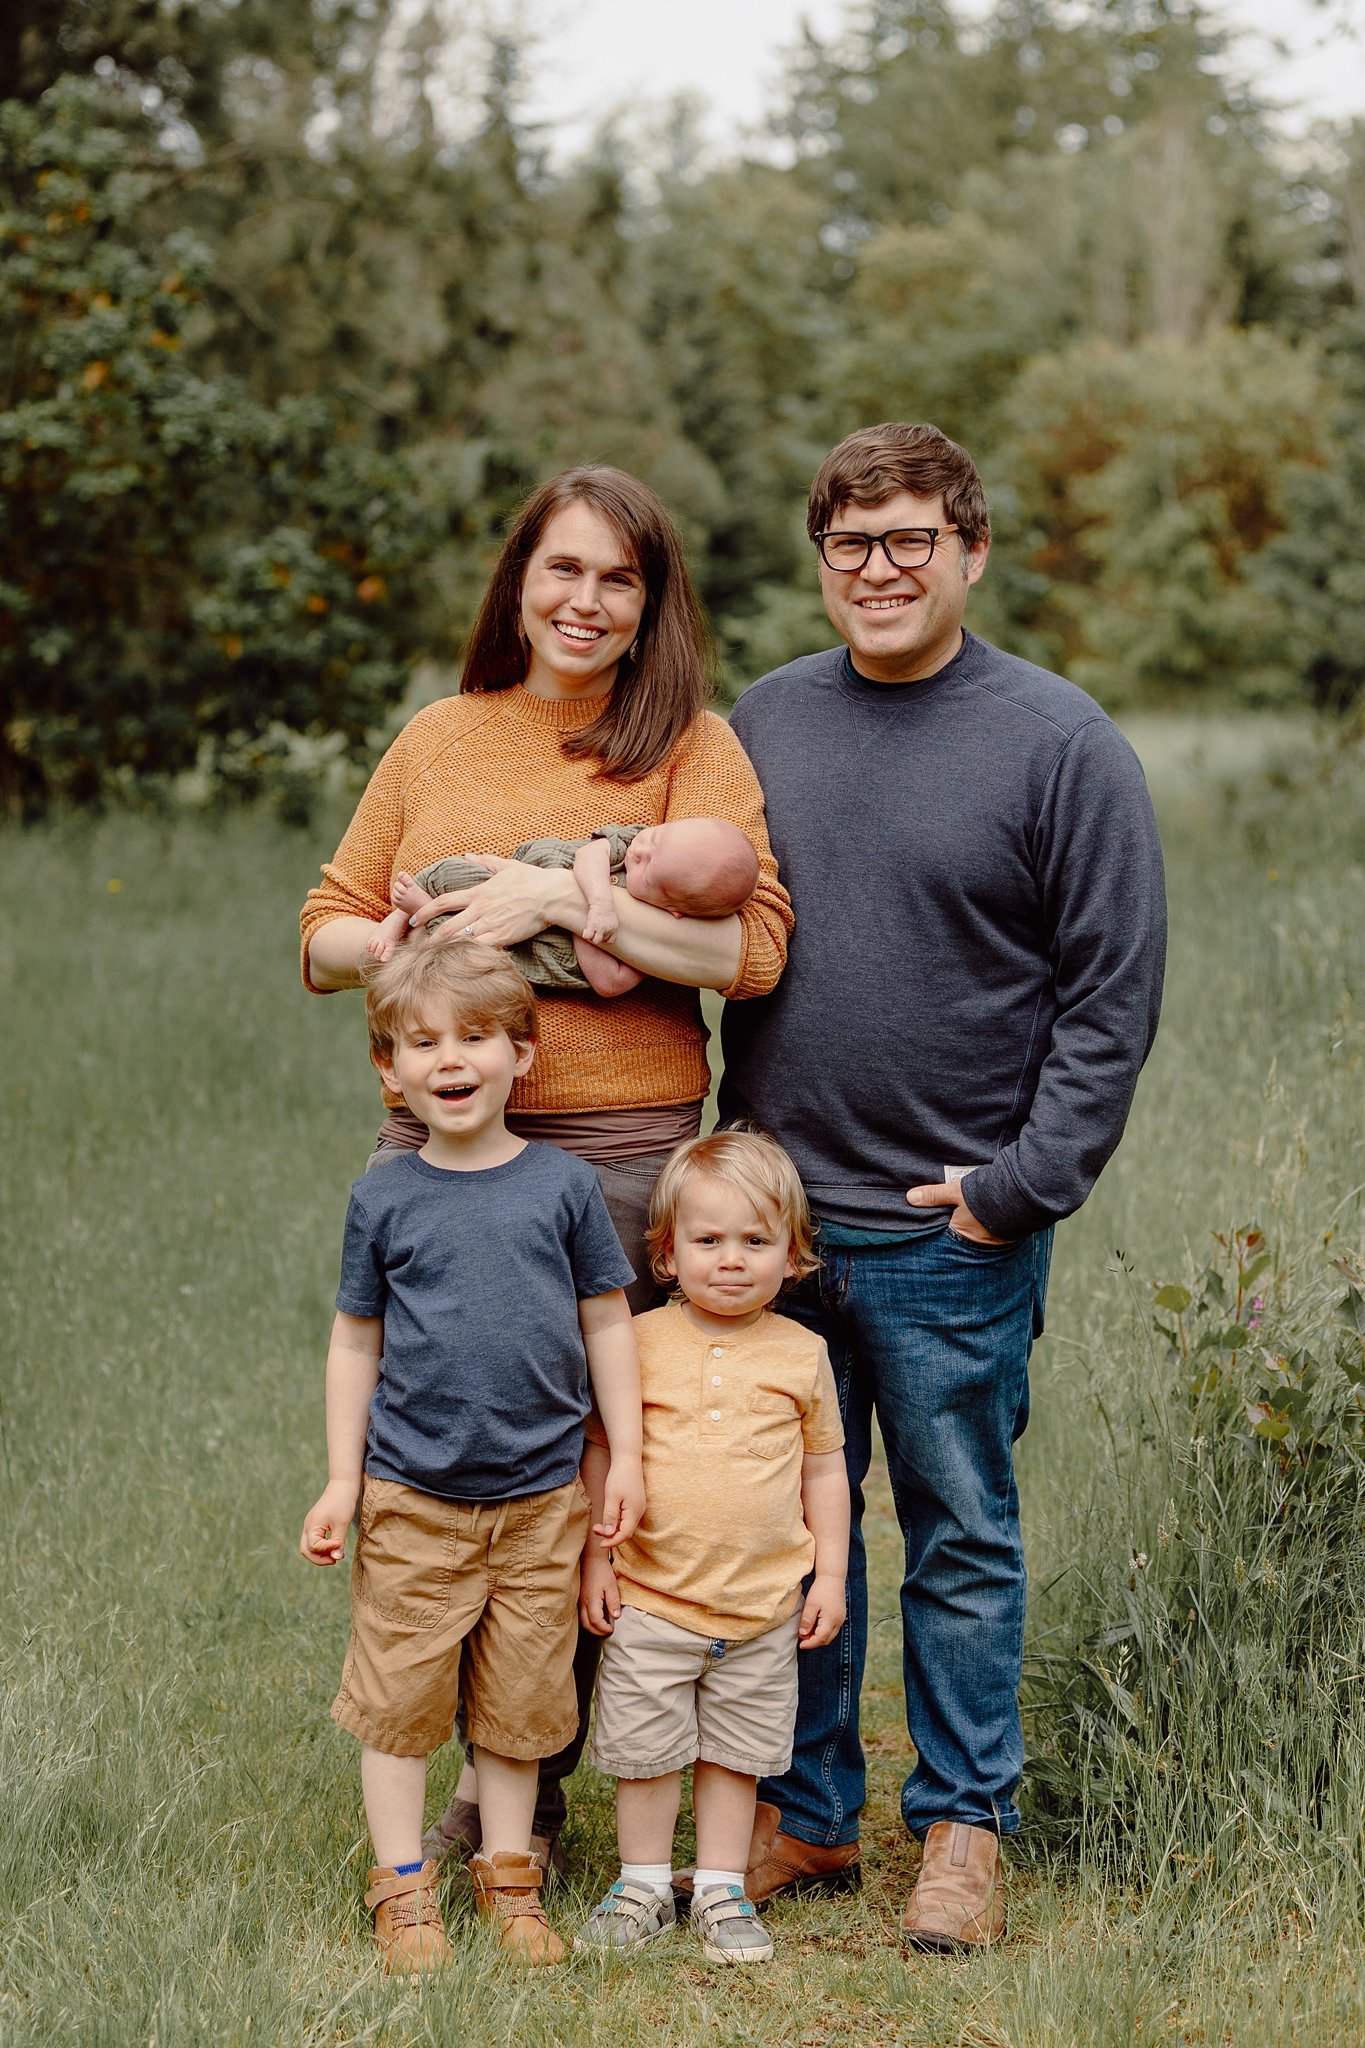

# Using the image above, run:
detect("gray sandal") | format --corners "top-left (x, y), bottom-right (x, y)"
top-left (691, 1883), bottom-right (774, 1964)
top-left (574, 1878), bottom-right (676, 1953)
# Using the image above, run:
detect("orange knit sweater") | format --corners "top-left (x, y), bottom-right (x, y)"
top-left (299, 688), bottom-right (793, 1114)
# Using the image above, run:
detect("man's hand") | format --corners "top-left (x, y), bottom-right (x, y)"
top-left (798, 1572), bottom-right (847, 1649)
top-left (906, 1182), bottom-right (1014, 1246)
top-left (299, 1478), bottom-right (360, 1565)
top-left (595, 1455), bottom-right (645, 1546)
top-left (580, 1553), bottom-right (622, 1636)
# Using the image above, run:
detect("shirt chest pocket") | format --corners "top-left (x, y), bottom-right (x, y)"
top-left (747, 1386), bottom-right (798, 1461)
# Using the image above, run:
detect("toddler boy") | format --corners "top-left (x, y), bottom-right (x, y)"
top-left (299, 932), bottom-right (644, 1971)
top-left (365, 816), bottom-right (760, 998)
top-left (575, 1129), bottom-right (850, 1965)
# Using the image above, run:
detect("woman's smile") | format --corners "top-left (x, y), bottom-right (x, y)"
top-left (520, 501), bottom-right (646, 700)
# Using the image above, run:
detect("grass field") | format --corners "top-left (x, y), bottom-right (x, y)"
top-left (1, 714), bottom-right (1362, 2047)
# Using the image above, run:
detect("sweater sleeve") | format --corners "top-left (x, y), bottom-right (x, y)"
top-left (961, 720), bottom-right (1167, 1239)
top-left (665, 712), bottom-right (793, 1001)
top-left (298, 719), bottom-right (415, 991)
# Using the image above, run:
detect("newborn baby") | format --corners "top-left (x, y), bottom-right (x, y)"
top-left (366, 818), bottom-right (760, 999)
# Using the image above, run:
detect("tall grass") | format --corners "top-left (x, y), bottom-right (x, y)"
top-left (0, 717), bottom-right (1361, 2045)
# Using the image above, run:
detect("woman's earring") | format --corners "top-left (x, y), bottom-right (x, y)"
top-left (516, 618), bottom-right (530, 649)
top-left (627, 639), bottom-right (639, 661)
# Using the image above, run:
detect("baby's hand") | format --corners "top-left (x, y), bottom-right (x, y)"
top-left (299, 1479), bottom-right (360, 1566)
top-left (579, 1553), bottom-right (622, 1636)
top-left (798, 1573), bottom-right (847, 1649)
top-left (581, 902), bottom-right (621, 947)
top-left (595, 1456), bottom-right (645, 1547)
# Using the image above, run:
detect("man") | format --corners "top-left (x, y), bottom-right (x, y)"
top-left (718, 422), bottom-right (1166, 1948)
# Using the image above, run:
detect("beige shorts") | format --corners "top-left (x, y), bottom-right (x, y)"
top-left (590, 1604), bottom-right (801, 1780)
top-left (332, 1474), bottom-right (590, 1760)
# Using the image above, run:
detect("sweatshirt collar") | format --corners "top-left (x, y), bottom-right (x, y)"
top-left (838, 630), bottom-right (975, 700)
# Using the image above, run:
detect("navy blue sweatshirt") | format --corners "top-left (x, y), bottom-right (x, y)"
top-left (719, 634), bottom-right (1167, 1240)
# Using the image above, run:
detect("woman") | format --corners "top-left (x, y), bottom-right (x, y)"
top-left (299, 464), bottom-right (792, 1863)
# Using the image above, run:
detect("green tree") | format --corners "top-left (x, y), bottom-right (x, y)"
top-left (0, 82), bottom-right (440, 814)
top-left (1252, 311), bottom-right (1365, 711)
top-left (984, 328), bottom-right (1329, 704)
top-left (641, 163), bottom-right (839, 615)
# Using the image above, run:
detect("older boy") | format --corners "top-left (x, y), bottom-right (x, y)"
top-left (299, 934), bottom-right (643, 1971)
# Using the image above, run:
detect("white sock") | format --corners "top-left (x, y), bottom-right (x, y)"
top-left (694, 1867), bottom-right (745, 1893)
top-left (620, 1861), bottom-right (673, 1898)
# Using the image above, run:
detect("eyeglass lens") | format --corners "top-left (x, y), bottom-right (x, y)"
top-left (819, 529), bottom-right (940, 571)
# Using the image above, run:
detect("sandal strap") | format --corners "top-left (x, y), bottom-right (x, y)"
top-left (593, 1880), bottom-right (667, 1927)
top-left (695, 1893), bottom-right (755, 1924)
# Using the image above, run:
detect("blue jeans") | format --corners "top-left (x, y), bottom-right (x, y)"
top-left (760, 1224), bottom-right (1053, 1844)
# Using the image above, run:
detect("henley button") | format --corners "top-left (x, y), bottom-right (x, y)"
top-left (711, 1347), bottom-right (724, 1358)
top-left (711, 1375), bottom-right (722, 1386)
top-left (709, 1409), bottom-right (721, 1421)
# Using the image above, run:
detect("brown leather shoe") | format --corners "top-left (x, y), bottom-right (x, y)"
top-left (673, 1801), bottom-right (860, 1908)
top-left (364, 1861), bottom-right (451, 1974)
top-left (901, 1822), bottom-right (1005, 1950)
top-left (469, 1851), bottom-right (565, 1964)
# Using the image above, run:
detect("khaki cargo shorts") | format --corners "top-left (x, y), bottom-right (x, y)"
top-left (331, 1474), bottom-right (590, 1760)
top-left (590, 1604), bottom-right (801, 1779)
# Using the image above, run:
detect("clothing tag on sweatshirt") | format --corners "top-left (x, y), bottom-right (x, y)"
top-left (941, 1163), bottom-right (979, 1184)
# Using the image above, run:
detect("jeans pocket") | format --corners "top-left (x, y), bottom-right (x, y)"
top-left (946, 1227), bottom-right (1020, 1256)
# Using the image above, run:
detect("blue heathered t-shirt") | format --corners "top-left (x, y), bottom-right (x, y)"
top-left (335, 1142), bottom-right (635, 1502)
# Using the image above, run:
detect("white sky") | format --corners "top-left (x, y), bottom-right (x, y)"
top-left (504, 0), bottom-right (1365, 163)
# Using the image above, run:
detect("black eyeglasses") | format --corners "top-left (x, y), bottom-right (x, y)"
top-left (815, 525), bottom-right (961, 573)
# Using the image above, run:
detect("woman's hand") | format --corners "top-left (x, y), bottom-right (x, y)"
top-left (407, 852), bottom-right (581, 949)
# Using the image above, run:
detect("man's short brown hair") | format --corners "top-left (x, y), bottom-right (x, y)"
top-left (807, 423), bottom-right (990, 548)
top-left (363, 929), bottom-right (537, 1067)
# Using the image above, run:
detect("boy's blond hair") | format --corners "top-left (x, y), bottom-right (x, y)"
top-left (644, 1127), bottom-right (820, 1286)
top-left (363, 929), bottom-right (537, 1066)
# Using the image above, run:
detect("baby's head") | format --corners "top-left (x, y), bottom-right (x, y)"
top-left (363, 927), bottom-right (537, 1077)
top-left (624, 818), bottom-right (759, 918)
top-left (645, 1127), bottom-right (819, 1319)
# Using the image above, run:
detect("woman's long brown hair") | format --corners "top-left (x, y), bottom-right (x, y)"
top-left (459, 466), bottom-right (716, 782)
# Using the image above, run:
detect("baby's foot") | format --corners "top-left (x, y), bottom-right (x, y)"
top-left (391, 872), bottom-right (433, 917)
top-left (366, 908), bottom-right (410, 962)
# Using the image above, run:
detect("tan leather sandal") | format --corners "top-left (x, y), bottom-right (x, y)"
top-left (364, 1860), bottom-right (451, 1974)
top-left (469, 1851), bottom-right (565, 1964)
